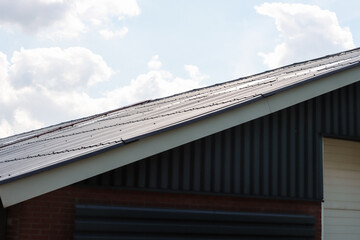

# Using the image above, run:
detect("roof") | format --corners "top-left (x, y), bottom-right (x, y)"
top-left (1, 48), bottom-right (360, 207)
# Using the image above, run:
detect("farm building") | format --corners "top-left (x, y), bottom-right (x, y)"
top-left (0, 48), bottom-right (360, 240)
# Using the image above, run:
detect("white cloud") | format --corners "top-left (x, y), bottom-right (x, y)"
top-left (255, 3), bottom-right (355, 68)
top-left (0, 0), bottom-right (140, 40)
top-left (147, 55), bottom-right (162, 70)
top-left (0, 0), bottom-right (69, 33)
top-left (0, 49), bottom-right (208, 138)
top-left (184, 65), bottom-right (208, 82)
top-left (13, 108), bottom-right (45, 131)
top-left (0, 47), bottom-right (113, 138)
top-left (0, 51), bottom-right (14, 103)
top-left (75, 0), bottom-right (140, 23)
top-left (9, 47), bottom-right (113, 90)
top-left (106, 56), bottom-right (208, 105)
top-left (0, 119), bottom-right (14, 138)
top-left (99, 27), bottom-right (128, 40)
top-left (0, 109), bottom-right (44, 138)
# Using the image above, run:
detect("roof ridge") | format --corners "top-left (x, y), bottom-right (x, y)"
top-left (148, 47), bottom-right (360, 105)
top-left (1, 47), bottom-right (359, 148)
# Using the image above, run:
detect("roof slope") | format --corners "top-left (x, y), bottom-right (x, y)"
top-left (1, 48), bottom-right (360, 185)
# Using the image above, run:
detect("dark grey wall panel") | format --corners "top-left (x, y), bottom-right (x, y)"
top-left (80, 82), bottom-right (360, 201)
top-left (74, 205), bottom-right (315, 240)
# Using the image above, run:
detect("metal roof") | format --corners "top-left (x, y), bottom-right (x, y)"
top-left (1, 48), bottom-right (360, 184)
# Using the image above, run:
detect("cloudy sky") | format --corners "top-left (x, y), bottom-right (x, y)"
top-left (0, 0), bottom-right (359, 138)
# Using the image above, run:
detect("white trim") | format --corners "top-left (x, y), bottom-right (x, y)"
top-left (1, 67), bottom-right (360, 207)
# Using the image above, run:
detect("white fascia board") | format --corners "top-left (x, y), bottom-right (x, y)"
top-left (1, 66), bottom-right (360, 207)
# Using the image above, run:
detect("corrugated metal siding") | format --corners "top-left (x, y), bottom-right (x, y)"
top-left (81, 82), bottom-right (360, 201)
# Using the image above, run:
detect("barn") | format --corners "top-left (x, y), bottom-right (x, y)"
top-left (1, 48), bottom-right (360, 240)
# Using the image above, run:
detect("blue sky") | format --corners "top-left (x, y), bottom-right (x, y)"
top-left (0, 0), bottom-right (359, 137)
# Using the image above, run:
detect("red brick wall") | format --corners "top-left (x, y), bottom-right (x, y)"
top-left (5, 185), bottom-right (322, 240)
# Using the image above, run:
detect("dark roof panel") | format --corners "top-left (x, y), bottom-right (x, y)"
top-left (1, 48), bottom-right (360, 183)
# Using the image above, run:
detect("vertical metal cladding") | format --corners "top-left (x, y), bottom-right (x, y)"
top-left (82, 82), bottom-right (360, 201)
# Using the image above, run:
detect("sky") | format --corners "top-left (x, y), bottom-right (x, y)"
top-left (0, 0), bottom-right (359, 138)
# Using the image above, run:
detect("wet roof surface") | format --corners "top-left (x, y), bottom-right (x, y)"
top-left (1, 48), bottom-right (360, 183)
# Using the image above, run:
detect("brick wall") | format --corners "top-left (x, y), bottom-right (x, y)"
top-left (5, 185), bottom-right (322, 240)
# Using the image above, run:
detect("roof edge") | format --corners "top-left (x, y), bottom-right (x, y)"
top-left (3, 58), bottom-right (359, 187)
top-left (1, 64), bottom-right (360, 207)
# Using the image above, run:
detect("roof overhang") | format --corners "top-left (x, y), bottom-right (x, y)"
top-left (1, 65), bottom-right (360, 207)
